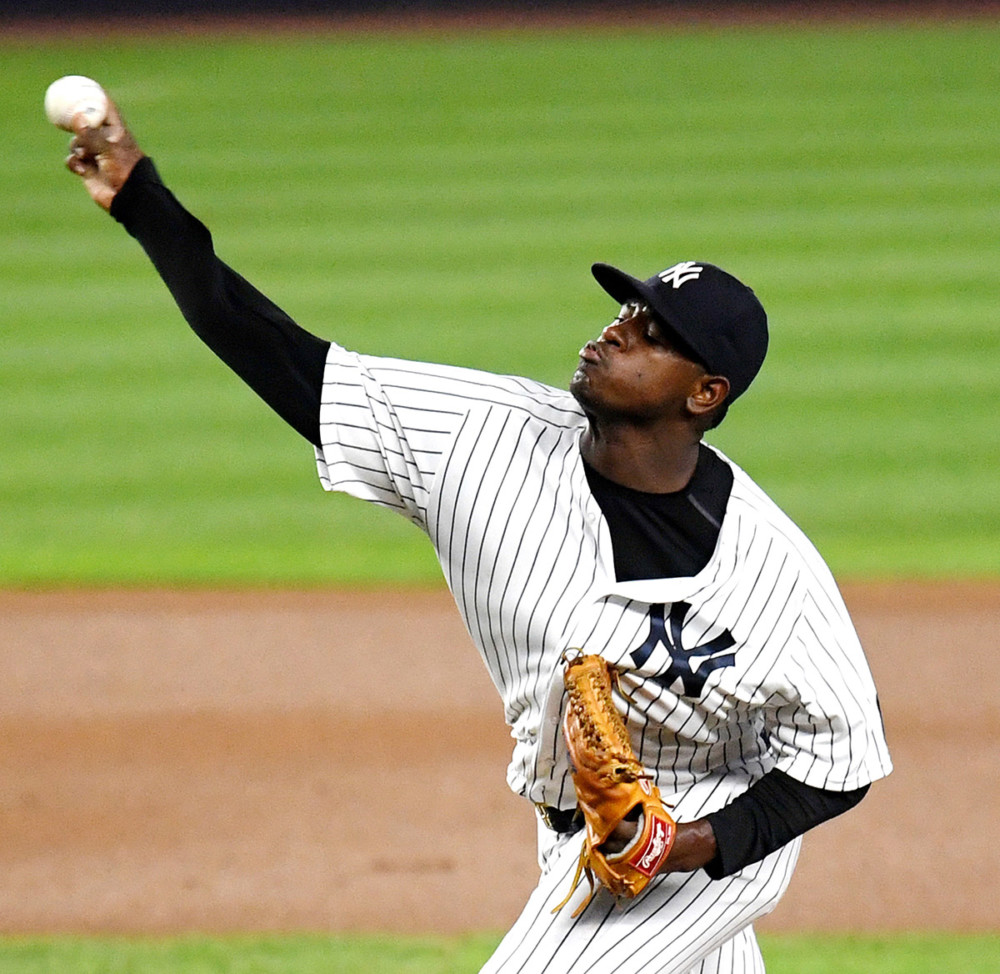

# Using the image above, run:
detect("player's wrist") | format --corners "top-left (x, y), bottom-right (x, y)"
top-left (663, 819), bottom-right (718, 873)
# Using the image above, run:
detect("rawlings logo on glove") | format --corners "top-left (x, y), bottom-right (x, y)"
top-left (554, 651), bottom-right (677, 916)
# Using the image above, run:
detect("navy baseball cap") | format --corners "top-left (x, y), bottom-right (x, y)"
top-left (591, 260), bottom-right (768, 402)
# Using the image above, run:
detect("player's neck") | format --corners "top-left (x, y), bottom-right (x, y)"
top-left (579, 424), bottom-right (702, 494)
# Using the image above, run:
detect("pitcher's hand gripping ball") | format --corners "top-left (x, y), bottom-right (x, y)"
top-left (555, 651), bottom-right (677, 915)
top-left (44, 75), bottom-right (108, 131)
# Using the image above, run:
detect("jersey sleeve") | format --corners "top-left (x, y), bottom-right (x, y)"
top-left (762, 584), bottom-right (893, 792)
top-left (313, 344), bottom-right (572, 530)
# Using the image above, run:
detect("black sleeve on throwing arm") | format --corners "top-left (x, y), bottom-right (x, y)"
top-left (109, 156), bottom-right (329, 447)
top-left (703, 769), bottom-right (870, 880)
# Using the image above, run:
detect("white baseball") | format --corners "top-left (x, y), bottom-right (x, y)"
top-left (44, 75), bottom-right (109, 131)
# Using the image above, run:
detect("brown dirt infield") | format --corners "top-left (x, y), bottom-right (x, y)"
top-left (1, 581), bottom-right (998, 936)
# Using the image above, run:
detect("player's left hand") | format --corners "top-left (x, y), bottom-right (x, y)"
top-left (65, 99), bottom-right (144, 212)
top-left (603, 817), bottom-right (717, 873)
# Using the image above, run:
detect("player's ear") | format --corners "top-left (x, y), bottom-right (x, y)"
top-left (687, 375), bottom-right (730, 417)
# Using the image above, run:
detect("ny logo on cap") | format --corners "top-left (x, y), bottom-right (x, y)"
top-left (657, 261), bottom-right (704, 289)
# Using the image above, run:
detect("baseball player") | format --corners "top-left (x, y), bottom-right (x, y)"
top-left (63, 100), bottom-right (891, 973)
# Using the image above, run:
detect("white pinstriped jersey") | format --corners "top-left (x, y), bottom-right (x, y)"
top-left (315, 343), bottom-right (892, 818)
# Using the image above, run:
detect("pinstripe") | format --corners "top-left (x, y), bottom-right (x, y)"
top-left (464, 412), bottom-right (529, 683)
top-left (314, 345), bottom-right (891, 971)
top-left (518, 470), bottom-right (583, 717)
top-left (428, 411), bottom-right (469, 559)
top-left (463, 413), bottom-right (538, 686)
top-left (494, 431), bottom-right (567, 665)
top-left (485, 423), bottom-right (556, 699)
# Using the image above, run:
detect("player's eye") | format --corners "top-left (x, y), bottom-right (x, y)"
top-left (643, 317), bottom-right (674, 349)
top-left (615, 301), bottom-right (642, 323)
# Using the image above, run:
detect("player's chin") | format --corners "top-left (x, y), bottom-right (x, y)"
top-left (570, 364), bottom-right (612, 412)
top-left (569, 368), bottom-right (593, 407)
top-left (570, 355), bottom-right (601, 388)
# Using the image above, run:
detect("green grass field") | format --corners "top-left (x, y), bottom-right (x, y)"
top-left (5, 17), bottom-right (999, 586)
top-left (1, 932), bottom-right (999, 973)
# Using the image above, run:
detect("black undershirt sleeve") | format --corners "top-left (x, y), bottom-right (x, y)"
top-left (109, 156), bottom-right (329, 447)
top-left (703, 769), bottom-right (869, 879)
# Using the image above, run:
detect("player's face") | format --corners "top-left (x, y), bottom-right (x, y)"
top-left (570, 302), bottom-right (709, 422)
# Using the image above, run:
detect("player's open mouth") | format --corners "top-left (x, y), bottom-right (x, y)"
top-left (579, 342), bottom-right (601, 364)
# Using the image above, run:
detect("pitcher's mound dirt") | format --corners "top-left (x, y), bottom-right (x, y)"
top-left (1, 582), bottom-right (997, 934)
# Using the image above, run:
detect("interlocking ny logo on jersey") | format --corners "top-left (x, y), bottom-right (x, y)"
top-left (657, 261), bottom-right (704, 289)
top-left (630, 602), bottom-right (736, 697)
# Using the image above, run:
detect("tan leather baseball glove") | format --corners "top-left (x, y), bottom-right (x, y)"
top-left (554, 651), bottom-right (677, 916)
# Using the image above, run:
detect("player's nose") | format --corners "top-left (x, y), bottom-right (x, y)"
top-left (600, 319), bottom-right (628, 348)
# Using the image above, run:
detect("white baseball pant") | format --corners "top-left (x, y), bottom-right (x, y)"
top-left (480, 823), bottom-right (801, 974)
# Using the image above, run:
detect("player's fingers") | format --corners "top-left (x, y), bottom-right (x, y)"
top-left (102, 98), bottom-right (125, 131)
top-left (100, 100), bottom-right (127, 146)
top-left (67, 134), bottom-right (96, 168)
top-left (65, 151), bottom-right (97, 178)
top-left (72, 100), bottom-right (136, 158)
top-left (70, 111), bottom-right (107, 154)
